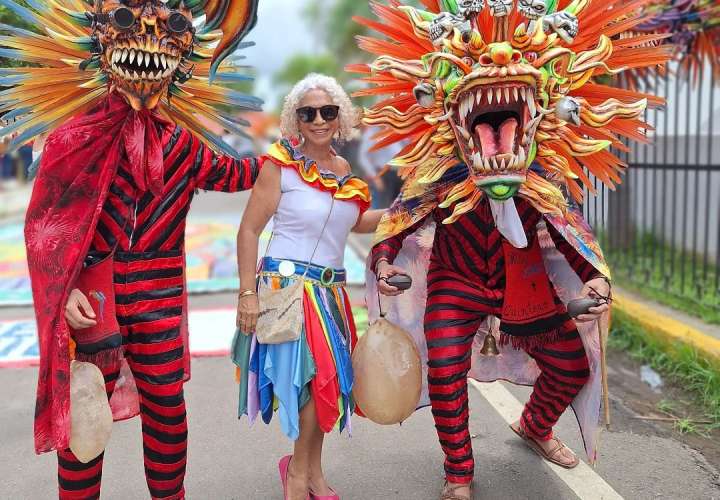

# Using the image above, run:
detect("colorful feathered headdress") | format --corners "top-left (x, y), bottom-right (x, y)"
top-left (0, 0), bottom-right (260, 158)
top-left (351, 0), bottom-right (673, 225)
top-left (634, 0), bottom-right (720, 83)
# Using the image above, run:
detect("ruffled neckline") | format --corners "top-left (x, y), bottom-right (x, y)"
top-left (267, 139), bottom-right (371, 213)
top-left (283, 139), bottom-right (355, 185)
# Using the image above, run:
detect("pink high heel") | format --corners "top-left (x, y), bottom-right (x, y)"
top-left (279, 455), bottom-right (311, 500)
top-left (279, 455), bottom-right (292, 499)
top-left (309, 488), bottom-right (340, 500)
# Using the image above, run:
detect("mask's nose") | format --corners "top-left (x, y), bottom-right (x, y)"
top-left (139, 16), bottom-right (160, 37)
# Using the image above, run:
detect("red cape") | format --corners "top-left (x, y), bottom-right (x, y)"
top-left (25, 93), bottom-right (175, 453)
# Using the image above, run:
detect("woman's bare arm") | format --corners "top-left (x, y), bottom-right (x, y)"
top-left (236, 161), bottom-right (281, 333)
top-left (352, 209), bottom-right (385, 233)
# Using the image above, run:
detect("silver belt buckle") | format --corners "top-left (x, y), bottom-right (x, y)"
top-left (278, 260), bottom-right (296, 277)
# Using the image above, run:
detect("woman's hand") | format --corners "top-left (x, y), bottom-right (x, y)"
top-left (376, 260), bottom-right (408, 296)
top-left (236, 294), bottom-right (260, 335)
top-left (574, 277), bottom-right (611, 323)
top-left (65, 288), bottom-right (97, 329)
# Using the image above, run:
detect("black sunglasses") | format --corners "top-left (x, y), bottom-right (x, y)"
top-left (296, 105), bottom-right (340, 123)
top-left (96, 7), bottom-right (191, 34)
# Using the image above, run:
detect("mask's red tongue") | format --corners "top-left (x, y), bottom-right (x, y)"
top-left (474, 117), bottom-right (518, 159)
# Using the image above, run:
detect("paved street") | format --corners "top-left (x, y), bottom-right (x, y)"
top-left (1, 191), bottom-right (719, 499)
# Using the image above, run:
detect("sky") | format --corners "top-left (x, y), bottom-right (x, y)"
top-left (241, 0), bottom-right (319, 109)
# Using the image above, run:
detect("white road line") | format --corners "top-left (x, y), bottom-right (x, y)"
top-left (469, 379), bottom-right (624, 500)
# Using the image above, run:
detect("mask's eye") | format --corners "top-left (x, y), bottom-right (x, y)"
top-left (111, 7), bottom-right (135, 30)
top-left (168, 12), bottom-right (191, 34)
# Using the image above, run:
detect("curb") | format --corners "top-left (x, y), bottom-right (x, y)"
top-left (613, 291), bottom-right (720, 364)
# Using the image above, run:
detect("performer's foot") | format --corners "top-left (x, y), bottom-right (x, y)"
top-left (510, 421), bottom-right (580, 469)
top-left (440, 481), bottom-right (472, 500)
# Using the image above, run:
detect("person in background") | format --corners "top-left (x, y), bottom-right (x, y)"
top-left (356, 125), bottom-right (403, 209)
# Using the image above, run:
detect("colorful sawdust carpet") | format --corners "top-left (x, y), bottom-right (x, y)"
top-left (0, 307), bottom-right (369, 367)
top-left (0, 217), bottom-right (366, 306)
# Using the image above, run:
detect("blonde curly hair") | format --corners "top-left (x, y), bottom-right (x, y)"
top-left (279, 73), bottom-right (359, 143)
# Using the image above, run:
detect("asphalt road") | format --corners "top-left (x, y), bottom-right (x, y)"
top-left (2, 356), bottom-right (719, 500)
top-left (1, 191), bottom-right (719, 499)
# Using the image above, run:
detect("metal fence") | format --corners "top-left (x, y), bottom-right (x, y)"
top-left (583, 61), bottom-right (720, 315)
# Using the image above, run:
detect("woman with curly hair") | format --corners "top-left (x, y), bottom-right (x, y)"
top-left (232, 74), bottom-right (384, 500)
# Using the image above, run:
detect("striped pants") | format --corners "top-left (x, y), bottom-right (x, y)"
top-left (425, 269), bottom-right (590, 484)
top-left (58, 255), bottom-right (187, 500)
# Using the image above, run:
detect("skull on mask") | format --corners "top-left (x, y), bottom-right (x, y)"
top-left (543, 11), bottom-right (579, 44)
top-left (518, 0), bottom-right (547, 20)
top-left (458, 0), bottom-right (484, 18)
top-left (429, 11), bottom-right (469, 45)
top-left (555, 96), bottom-right (581, 126)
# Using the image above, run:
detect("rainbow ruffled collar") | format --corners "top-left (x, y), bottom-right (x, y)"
top-left (267, 139), bottom-right (371, 212)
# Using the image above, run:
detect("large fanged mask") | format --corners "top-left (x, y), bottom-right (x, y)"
top-left (448, 42), bottom-right (543, 200)
top-left (96, 0), bottom-right (194, 110)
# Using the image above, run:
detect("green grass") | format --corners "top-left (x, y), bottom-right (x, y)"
top-left (609, 310), bottom-right (720, 430)
top-left (674, 418), bottom-right (700, 435)
top-left (656, 399), bottom-right (677, 414)
top-left (604, 232), bottom-right (720, 324)
top-left (352, 306), bottom-right (368, 338)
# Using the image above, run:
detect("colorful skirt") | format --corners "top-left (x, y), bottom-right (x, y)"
top-left (232, 257), bottom-right (358, 440)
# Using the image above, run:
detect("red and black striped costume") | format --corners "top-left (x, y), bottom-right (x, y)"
top-left (371, 197), bottom-right (600, 484)
top-left (24, 94), bottom-right (263, 500)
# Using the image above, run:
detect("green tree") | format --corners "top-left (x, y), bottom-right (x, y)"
top-left (303, 0), bottom-right (424, 66)
top-left (0, 4), bottom-right (46, 68)
top-left (274, 53), bottom-right (341, 88)
top-left (302, 1), bottom-right (373, 66)
top-left (273, 0), bottom-right (425, 101)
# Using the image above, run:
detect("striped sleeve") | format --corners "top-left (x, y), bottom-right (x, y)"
top-left (192, 138), bottom-right (266, 192)
top-left (546, 222), bottom-right (604, 283)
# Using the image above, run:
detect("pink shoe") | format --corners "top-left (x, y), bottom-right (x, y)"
top-left (279, 455), bottom-right (311, 500)
top-left (279, 455), bottom-right (292, 499)
top-left (309, 488), bottom-right (339, 500)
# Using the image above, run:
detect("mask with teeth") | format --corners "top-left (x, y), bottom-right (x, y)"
top-left (446, 40), bottom-right (545, 200)
top-left (458, 0), bottom-right (484, 18)
top-left (543, 11), bottom-right (579, 44)
top-left (0, 0), bottom-right (260, 163)
top-left (358, 1), bottom-right (664, 220)
top-left (518, 0), bottom-right (547, 21)
top-left (96, 0), bottom-right (194, 110)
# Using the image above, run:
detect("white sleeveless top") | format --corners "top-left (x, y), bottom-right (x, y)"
top-left (267, 167), bottom-right (360, 269)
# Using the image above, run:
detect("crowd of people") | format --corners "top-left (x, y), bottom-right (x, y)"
top-left (0, 138), bottom-right (32, 185)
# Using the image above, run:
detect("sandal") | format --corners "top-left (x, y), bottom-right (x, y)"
top-left (440, 481), bottom-right (473, 500)
top-left (510, 422), bottom-right (580, 469)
